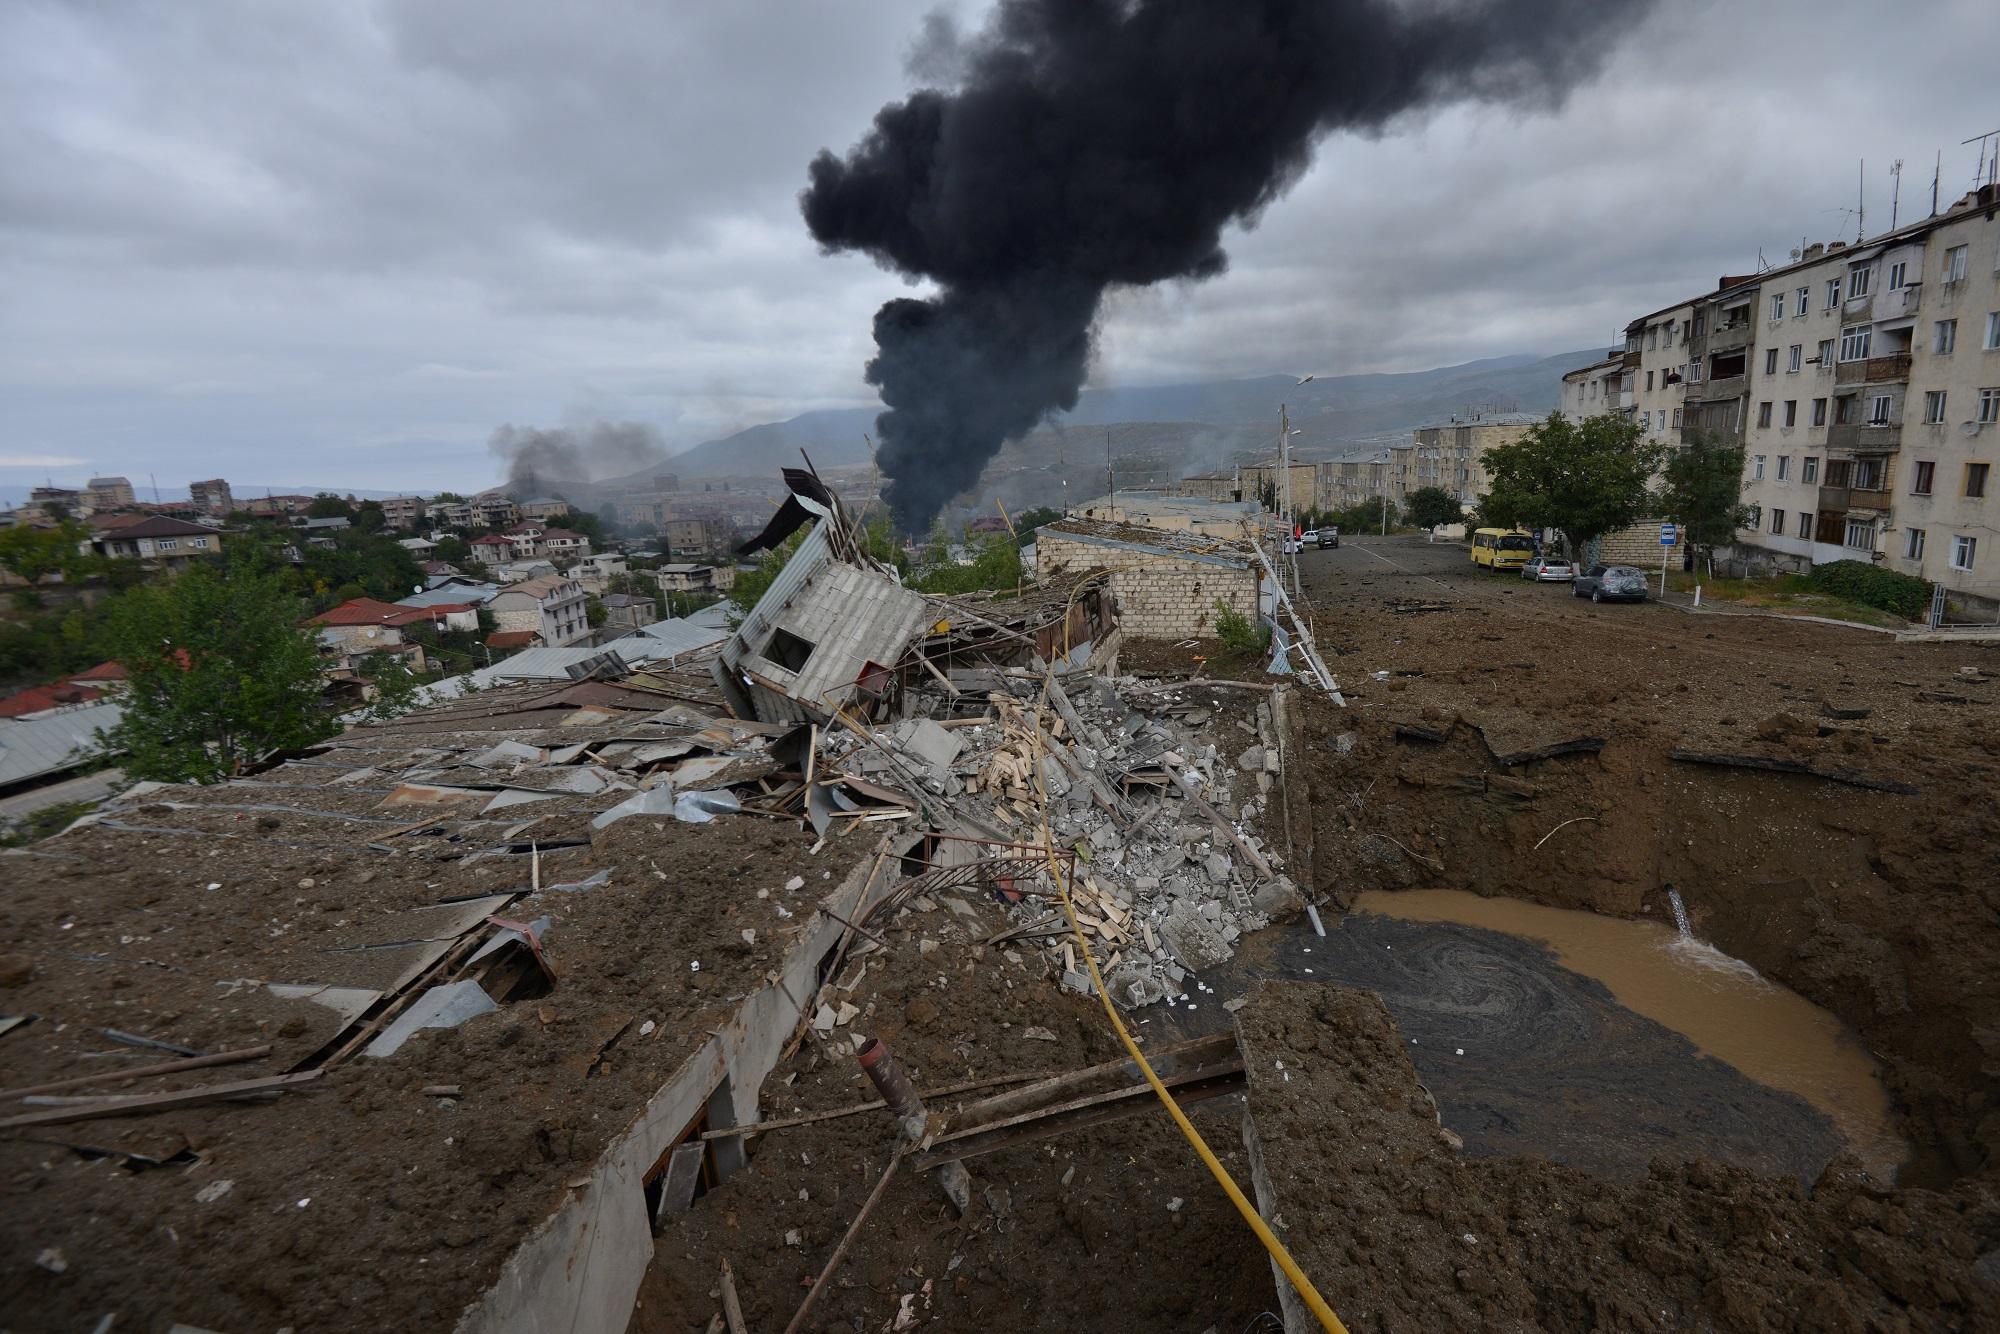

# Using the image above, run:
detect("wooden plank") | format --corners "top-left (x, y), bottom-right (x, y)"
top-left (914, 1061), bottom-right (1245, 1169)
top-left (0, 1045), bottom-right (272, 1100)
top-left (951, 1032), bottom-right (1236, 1127)
top-left (0, 1070), bottom-right (323, 1129)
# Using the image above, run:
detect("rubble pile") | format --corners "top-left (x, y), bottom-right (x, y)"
top-left (817, 667), bottom-right (1306, 1012)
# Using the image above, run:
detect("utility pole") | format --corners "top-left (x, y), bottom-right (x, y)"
top-left (1278, 405), bottom-right (1298, 599)
top-left (1105, 429), bottom-right (1114, 521)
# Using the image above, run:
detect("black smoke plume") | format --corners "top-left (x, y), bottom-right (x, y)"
top-left (804, 0), bottom-right (1637, 531)
top-left (488, 421), bottom-right (666, 494)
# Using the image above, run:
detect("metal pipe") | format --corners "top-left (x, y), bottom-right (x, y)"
top-left (857, 1038), bottom-right (971, 1214)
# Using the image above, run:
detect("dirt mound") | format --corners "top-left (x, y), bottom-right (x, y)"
top-left (1238, 981), bottom-right (2000, 1333)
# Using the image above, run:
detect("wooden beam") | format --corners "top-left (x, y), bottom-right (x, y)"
top-left (0, 1045), bottom-right (272, 1101)
top-left (0, 1070), bottom-right (323, 1130)
top-left (914, 1061), bottom-right (1245, 1170)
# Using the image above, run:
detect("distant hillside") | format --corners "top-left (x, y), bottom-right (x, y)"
top-left (634, 348), bottom-right (1599, 482)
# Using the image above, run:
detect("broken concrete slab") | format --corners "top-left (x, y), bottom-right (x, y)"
top-left (898, 718), bottom-right (964, 770)
top-left (1159, 905), bottom-right (1232, 972)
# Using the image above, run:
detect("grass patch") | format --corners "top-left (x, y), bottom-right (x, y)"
top-left (1664, 571), bottom-right (1907, 629)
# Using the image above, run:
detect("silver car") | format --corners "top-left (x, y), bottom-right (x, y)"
top-left (1571, 563), bottom-right (1648, 603)
top-left (1521, 555), bottom-right (1575, 582)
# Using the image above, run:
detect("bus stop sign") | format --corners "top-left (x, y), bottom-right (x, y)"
top-left (1659, 524), bottom-right (1678, 546)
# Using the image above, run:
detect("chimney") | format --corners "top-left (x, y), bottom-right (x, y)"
top-left (1802, 242), bottom-right (1825, 261)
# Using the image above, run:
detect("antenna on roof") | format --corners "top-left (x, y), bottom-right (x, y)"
top-left (1889, 158), bottom-right (1903, 231)
top-left (1856, 158), bottom-right (1865, 243)
top-left (1931, 149), bottom-right (1941, 216)
top-left (1964, 128), bottom-right (2000, 191)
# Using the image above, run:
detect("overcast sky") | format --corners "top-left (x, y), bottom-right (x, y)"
top-left (4, 0), bottom-right (1996, 496)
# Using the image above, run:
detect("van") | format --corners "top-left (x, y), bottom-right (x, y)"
top-left (1470, 528), bottom-right (1536, 570)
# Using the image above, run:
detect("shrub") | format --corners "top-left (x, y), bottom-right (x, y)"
top-left (1213, 600), bottom-right (1269, 656)
top-left (1804, 560), bottom-right (1931, 619)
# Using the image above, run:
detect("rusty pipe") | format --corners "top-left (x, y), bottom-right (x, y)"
top-left (856, 1037), bottom-right (971, 1215)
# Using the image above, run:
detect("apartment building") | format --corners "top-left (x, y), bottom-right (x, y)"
top-left (519, 498), bottom-right (572, 521)
top-left (487, 574), bottom-right (590, 647)
top-left (380, 495), bottom-right (427, 528)
top-left (663, 517), bottom-right (734, 554)
top-left (1560, 355), bottom-right (1625, 422)
top-left (189, 479), bottom-right (233, 515)
top-left (1312, 452), bottom-right (1396, 513)
top-left (1406, 413), bottom-right (1538, 508)
top-left (82, 516), bottom-right (225, 569)
top-left (85, 477), bottom-right (135, 511)
top-left (1624, 301), bottom-right (1694, 446)
top-left (1174, 474), bottom-right (1237, 503)
top-left (1730, 184), bottom-right (1999, 605)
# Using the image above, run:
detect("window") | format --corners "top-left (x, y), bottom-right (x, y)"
top-left (1672, 407), bottom-right (1683, 429)
top-left (1845, 518), bottom-right (1875, 550)
top-left (1797, 511), bottom-right (1812, 539)
top-left (1987, 312), bottom-right (2000, 350)
top-left (1906, 528), bottom-right (1926, 561)
top-left (1694, 312), bottom-right (1707, 336)
top-left (1889, 260), bottom-right (1906, 289)
top-left (1981, 388), bottom-right (2000, 425)
top-left (1803, 456), bottom-right (1820, 483)
top-left (1770, 508), bottom-right (1786, 534)
top-left (1769, 294), bottom-right (1786, 322)
top-left (1640, 410), bottom-right (1651, 431)
top-left (1912, 460), bottom-right (1935, 494)
top-left (1935, 319), bottom-right (1958, 355)
top-left (1925, 390), bottom-right (1948, 424)
top-left (1796, 286), bottom-right (1810, 316)
top-left (1664, 320), bottom-right (1677, 343)
top-left (1777, 455), bottom-right (1792, 480)
top-left (1783, 401), bottom-right (1798, 428)
top-left (1816, 338), bottom-right (1834, 367)
top-left (1757, 402), bottom-right (1773, 429)
top-left (1840, 325), bottom-right (1871, 361)
top-left (1646, 369), bottom-right (1655, 390)
top-left (1849, 265), bottom-right (1872, 299)
top-left (1764, 348), bottom-right (1779, 376)
top-left (1788, 344), bottom-right (1802, 373)
top-left (1753, 454), bottom-right (1766, 479)
top-left (1969, 462), bottom-right (1991, 498)
top-left (189, 537), bottom-right (209, 549)
top-left (1811, 398), bottom-right (1828, 427)
top-left (1825, 277), bottom-right (1842, 308)
top-left (762, 627), bottom-right (816, 672)
top-left (1951, 534), bottom-right (1977, 570)
top-left (1689, 361), bottom-right (1704, 383)
top-left (1747, 504), bottom-right (1762, 527)
top-left (1854, 458), bottom-right (1882, 490)
top-left (1869, 394), bottom-right (1893, 424)
top-left (1944, 245), bottom-right (1968, 283)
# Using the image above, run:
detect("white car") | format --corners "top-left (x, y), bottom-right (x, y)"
top-left (1300, 529), bottom-right (1319, 544)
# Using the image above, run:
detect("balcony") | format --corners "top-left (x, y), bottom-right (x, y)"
top-left (1694, 374), bottom-right (1745, 403)
top-left (1846, 485), bottom-right (1892, 513)
top-left (1875, 283), bottom-right (1922, 321)
top-left (1826, 421), bottom-right (1901, 452)
top-left (1706, 322), bottom-right (1755, 354)
top-left (1817, 485), bottom-right (1850, 511)
top-left (1834, 353), bottom-right (1912, 385)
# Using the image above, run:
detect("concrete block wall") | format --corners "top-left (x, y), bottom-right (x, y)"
top-left (1039, 531), bottom-right (1259, 639)
top-left (1598, 519), bottom-right (1678, 569)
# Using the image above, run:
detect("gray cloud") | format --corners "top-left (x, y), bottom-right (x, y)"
top-left (2, 0), bottom-right (1995, 496)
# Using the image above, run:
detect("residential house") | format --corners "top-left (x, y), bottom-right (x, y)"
top-left (577, 553), bottom-right (629, 581)
top-left (663, 517), bottom-right (732, 554)
top-left (654, 563), bottom-right (721, 594)
top-left (305, 597), bottom-right (480, 671)
top-left (189, 479), bottom-right (233, 515)
top-left (428, 500), bottom-right (474, 528)
top-left (83, 515), bottom-right (225, 569)
top-left (398, 537), bottom-right (438, 557)
top-left (519, 498), bottom-right (572, 521)
top-left (240, 494), bottom-right (316, 518)
top-left (598, 592), bottom-right (659, 632)
top-left (487, 574), bottom-right (590, 647)
top-left (469, 534), bottom-right (517, 565)
top-left (495, 560), bottom-right (557, 583)
top-left (472, 495), bottom-right (519, 528)
top-left (1560, 354), bottom-right (1626, 423)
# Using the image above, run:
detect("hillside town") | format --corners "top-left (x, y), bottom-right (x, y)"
top-left (7, 2), bottom-right (2000, 1332)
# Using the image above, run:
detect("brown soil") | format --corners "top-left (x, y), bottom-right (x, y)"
top-left (0, 725), bottom-right (872, 1332)
top-left (631, 887), bottom-right (1275, 1334)
top-left (1237, 980), bottom-right (2000, 1332)
top-left (1279, 538), bottom-right (2000, 1188)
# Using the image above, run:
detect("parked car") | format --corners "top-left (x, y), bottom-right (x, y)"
top-left (1300, 529), bottom-right (1319, 544)
top-left (1317, 527), bottom-right (1340, 549)
top-left (1520, 555), bottom-right (1575, 582)
top-left (1571, 564), bottom-right (1648, 602)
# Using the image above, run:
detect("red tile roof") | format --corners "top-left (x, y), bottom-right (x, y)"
top-left (95, 515), bottom-right (219, 540)
top-left (68, 661), bottom-right (129, 682)
top-left (0, 682), bottom-right (100, 718)
top-left (485, 630), bottom-right (541, 649)
top-left (309, 597), bottom-right (473, 628)
top-left (87, 512), bottom-right (151, 532)
top-left (470, 535), bottom-right (514, 547)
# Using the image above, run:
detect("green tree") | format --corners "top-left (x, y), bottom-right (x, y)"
top-left (1009, 506), bottom-right (1062, 546)
top-left (353, 500), bottom-right (387, 534)
top-left (1654, 429), bottom-right (1749, 571)
top-left (584, 593), bottom-right (608, 629)
top-left (431, 535), bottom-right (470, 567)
top-left (1404, 486), bottom-right (1465, 531)
top-left (360, 653), bottom-right (425, 722)
top-left (0, 520), bottom-right (92, 583)
top-left (307, 493), bottom-right (355, 519)
top-left (1478, 411), bottom-right (1664, 560)
top-left (97, 566), bottom-right (336, 782)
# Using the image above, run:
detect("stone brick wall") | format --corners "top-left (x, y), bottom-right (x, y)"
top-left (1598, 518), bottom-right (1678, 568)
top-left (1038, 532), bottom-right (1258, 639)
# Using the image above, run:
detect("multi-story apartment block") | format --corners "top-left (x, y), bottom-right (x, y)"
top-left (1624, 301), bottom-right (1694, 446)
top-left (472, 496), bottom-right (519, 528)
top-left (379, 495), bottom-right (427, 528)
top-left (519, 498), bottom-right (572, 521)
top-left (487, 574), bottom-right (590, 647)
top-left (1728, 184), bottom-right (1999, 607)
top-left (663, 517), bottom-right (735, 555)
top-left (85, 477), bottom-right (135, 511)
top-left (1406, 413), bottom-right (1538, 508)
top-left (189, 478), bottom-right (233, 515)
top-left (1560, 355), bottom-right (1625, 423)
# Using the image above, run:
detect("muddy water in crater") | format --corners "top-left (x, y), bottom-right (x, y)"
top-left (1356, 889), bottom-right (1906, 1181)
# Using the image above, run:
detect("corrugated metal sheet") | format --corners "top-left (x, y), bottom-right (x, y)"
top-left (631, 616), bottom-right (730, 656)
top-left (0, 702), bottom-right (123, 788)
top-left (477, 640), bottom-right (670, 684)
top-left (398, 584), bottom-right (497, 608)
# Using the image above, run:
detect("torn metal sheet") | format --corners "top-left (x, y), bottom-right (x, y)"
top-left (534, 868), bottom-right (612, 895)
top-left (805, 781), bottom-right (838, 837)
top-left (546, 767), bottom-right (614, 795)
top-left (590, 786), bottom-right (679, 829)
top-left (672, 789), bottom-right (740, 823)
top-left (363, 980), bottom-right (497, 1058)
top-left (344, 894), bottom-right (516, 950)
top-left (470, 915), bottom-right (554, 964)
top-left (482, 788), bottom-right (563, 814)
top-left (379, 782), bottom-right (490, 808)
top-left (664, 755), bottom-right (738, 789)
top-left (468, 740), bottom-right (548, 769)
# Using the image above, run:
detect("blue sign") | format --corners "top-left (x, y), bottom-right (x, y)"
top-left (1659, 524), bottom-right (1678, 546)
